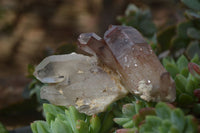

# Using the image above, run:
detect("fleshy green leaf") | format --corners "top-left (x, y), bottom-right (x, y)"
top-left (181, 0), bottom-right (200, 11)
top-left (164, 64), bottom-right (180, 79)
top-left (178, 93), bottom-right (194, 106)
top-left (185, 10), bottom-right (200, 19)
top-left (177, 21), bottom-right (193, 38)
top-left (114, 117), bottom-right (131, 126)
top-left (90, 115), bottom-right (101, 133)
top-left (158, 120), bottom-right (172, 133)
top-left (100, 112), bottom-right (114, 133)
top-left (177, 55), bottom-right (188, 71)
top-left (187, 28), bottom-right (200, 40)
top-left (43, 104), bottom-right (65, 117)
top-left (51, 118), bottom-right (72, 133)
top-left (46, 113), bottom-right (56, 125)
top-left (169, 125), bottom-right (180, 133)
top-left (175, 74), bottom-right (187, 92)
top-left (155, 102), bottom-right (171, 120)
top-left (35, 121), bottom-right (50, 133)
top-left (157, 26), bottom-right (176, 51)
top-left (31, 122), bottom-right (38, 133)
top-left (76, 120), bottom-right (89, 133)
top-left (191, 54), bottom-right (200, 64)
top-left (140, 116), bottom-right (162, 133)
top-left (184, 116), bottom-right (198, 133)
top-left (122, 104), bottom-right (136, 117)
top-left (186, 41), bottom-right (200, 59)
top-left (185, 79), bottom-right (196, 94)
top-left (170, 109), bottom-right (185, 132)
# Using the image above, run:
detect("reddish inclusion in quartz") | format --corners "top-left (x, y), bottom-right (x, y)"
top-left (78, 25), bottom-right (176, 102)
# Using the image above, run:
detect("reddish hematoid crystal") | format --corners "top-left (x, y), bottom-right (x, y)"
top-left (78, 25), bottom-right (176, 102)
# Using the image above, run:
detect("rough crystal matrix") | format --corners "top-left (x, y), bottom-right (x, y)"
top-left (34, 25), bottom-right (176, 115)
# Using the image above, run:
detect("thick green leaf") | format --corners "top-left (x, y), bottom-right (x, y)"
top-left (43, 104), bottom-right (65, 117)
top-left (186, 41), bottom-right (200, 59)
top-left (175, 74), bottom-right (187, 92)
top-left (51, 119), bottom-right (72, 133)
top-left (31, 122), bottom-right (38, 133)
top-left (177, 21), bottom-right (193, 38)
top-left (122, 104), bottom-right (136, 117)
top-left (157, 26), bottom-right (176, 51)
top-left (170, 36), bottom-right (189, 53)
top-left (169, 125), bottom-right (180, 133)
top-left (123, 120), bottom-right (134, 128)
top-left (177, 55), bottom-right (188, 71)
top-left (155, 102), bottom-right (171, 120)
top-left (181, 0), bottom-right (200, 11)
top-left (36, 121), bottom-right (50, 133)
top-left (116, 128), bottom-right (138, 133)
top-left (46, 113), bottom-right (56, 125)
top-left (90, 115), bottom-right (101, 133)
top-left (100, 112), bottom-right (114, 133)
top-left (191, 54), bottom-right (200, 64)
top-left (139, 19), bottom-right (156, 37)
top-left (180, 68), bottom-right (189, 77)
top-left (56, 114), bottom-right (68, 122)
top-left (178, 93), bottom-right (194, 106)
top-left (185, 79), bottom-right (196, 94)
top-left (158, 120), bottom-right (172, 133)
top-left (76, 120), bottom-right (89, 133)
top-left (65, 109), bottom-right (76, 131)
top-left (184, 116), bottom-right (198, 133)
top-left (69, 106), bottom-right (85, 127)
top-left (114, 117), bottom-right (131, 126)
top-left (140, 116), bottom-right (162, 133)
top-left (170, 109), bottom-right (185, 132)
top-left (193, 103), bottom-right (200, 116)
top-left (187, 28), bottom-right (200, 40)
top-left (185, 10), bottom-right (200, 19)
top-left (133, 108), bottom-right (156, 127)
top-left (134, 101), bottom-right (146, 114)
top-left (165, 64), bottom-right (180, 79)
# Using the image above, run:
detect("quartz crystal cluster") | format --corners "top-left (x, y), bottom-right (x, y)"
top-left (34, 25), bottom-right (176, 115)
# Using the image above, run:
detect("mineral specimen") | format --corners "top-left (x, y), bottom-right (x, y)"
top-left (34, 53), bottom-right (128, 115)
top-left (78, 25), bottom-right (176, 102)
top-left (34, 25), bottom-right (176, 115)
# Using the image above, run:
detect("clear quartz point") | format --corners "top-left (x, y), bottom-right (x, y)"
top-left (78, 33), bottom-right (101, 45)
top-left (77, 25), bottom-right (176, 102)
top-left (34, 53), bottom-right (128, 115)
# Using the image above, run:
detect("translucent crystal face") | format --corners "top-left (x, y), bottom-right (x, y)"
top-left (78, 33), bottom-right (101, 45)
top-left (34, 53), bottom-right (128, 115)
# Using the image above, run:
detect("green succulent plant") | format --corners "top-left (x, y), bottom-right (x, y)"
top-left (162, 55), bottom-right (200, 116)
top-left (157, 0), bottom-right (200, 58)
top-left (115, 102), bottom-right (199, 133)
top-left (113, 100), bottom-right (153, 129)
top-left (31, 104), bottom-right (114, 133)
top-left (118, 4), bottom-right (156, 39)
